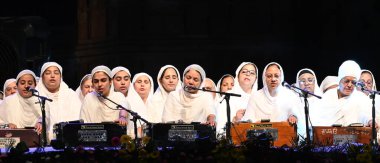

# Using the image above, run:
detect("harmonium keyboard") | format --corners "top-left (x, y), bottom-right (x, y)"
top-left (313, 126), bottom-right (372, 146)
top-left (230, 122), bottom-right (297, 147)
top-left (151, 123), bottom-right (216, 147)
top-left (54, 122), bottom-right (126, 147)
top-left (0, 128), bottom-right (40, 148)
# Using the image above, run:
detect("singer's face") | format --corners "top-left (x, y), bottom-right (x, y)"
top-left (81, 78), bottom-right (93, 97)
top-left (134, 75), bottom-right (151, 100)
top-left (359, 72), bottom-right (373, 94)
top-left (160, 67), bottom-right (179, 93)
top-left (92, 72), bottom-right (112, 96)
top-left (184, 69), bottom-right (202, 94)
top-left (338, 76), bottom-right (356, 97)
top-left (220, 76), bottom-right (234, 93)
top-left (42, 66), bottom-right (61, 93)
top-left (113, 71), bottom-right (131, 96)
top-left (238, 64), bottom-right (256, 90)
top-left (17, 74), bottom-right (36, 98)
top-left (265, 65), bottom-right (281, 92)
top-left (204, 78), bottom-right (216, 99)
top-left (298, 73), bottom-right (315, 93)
top-left (5, 81), bottom-right (17, 97)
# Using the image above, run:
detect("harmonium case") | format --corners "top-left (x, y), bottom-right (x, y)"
top-left (313, 126), bottom-right (372, 146)
top-left (230, 122), bottom-right (297, 147)
top-left (0, 128), bottom-right (40, 148)
top-left (54, 122), bottom-right (126, 147)
top-left (151, 123), bottom-right (216, 147)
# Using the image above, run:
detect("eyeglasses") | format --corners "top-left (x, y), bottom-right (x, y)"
top-left (359, 79), bottom-right (373, 85)
top-left (241, 69), bottom-right (256, 76)
top-left (299, 78), bottom-right (315, 84)
top-left (342, 79), bottom-right (357, 85)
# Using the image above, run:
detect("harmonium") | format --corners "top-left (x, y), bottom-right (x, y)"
top-left (313, 126), bottom-right (372, 146)
top-left (0, 128), bottom-right (40, 148)
top-left (53, 122), bottom-right (126, 147)
top-left (230, 122), bottom-right (297, 147)
top-left (151, 123), bottom-right (216, 147)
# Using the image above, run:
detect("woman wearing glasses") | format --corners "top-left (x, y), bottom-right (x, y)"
top-left (239, 62), bottom-right (299, 125)
top-left (216, 62), bottom-right (258, 136)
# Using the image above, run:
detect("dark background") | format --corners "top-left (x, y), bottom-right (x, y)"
top-left (1, 0), bottom-right (379, 90)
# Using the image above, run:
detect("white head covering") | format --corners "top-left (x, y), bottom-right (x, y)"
top-left (295, 68), bottom-right (322, 96)
top-left (360, 69), bottom-right (377, 91)
top-left (75, 74), bottom-right (92, 102)
top-left (111, 66), bottom-right (131, 78)
top-left (337, 60), bottom-right (361, 83)
top-left (16, 70), bottom-right (37, 83)
top-left (35, 62), bottom-right (82, 142)
top-left (162, 64), bottom-right (215, 123)
top-left (0, 70), bottom-right (41, 128)
top-left (234, 62), bottom-right (259, 92)
top-left (320, 76), bottom-right (338, 93)
top-left (148, 65), bottom-right (182, 123)
top-left (216, 74), bottom-right (234, 94)
top-left (3, 78), bottom-right (16, 94)
top-left (91, 65), bottom-right (112, 78)
top-left (40, 62), bottom-right (62, 77)
top-left (127, 73), bottom-right (154, 120)
top-left (262, 62), bottom-right (285, 101)
top-left (182, 64), bottom-right (207, 99)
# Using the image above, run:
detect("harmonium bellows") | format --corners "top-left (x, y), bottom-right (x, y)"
top-left (312, 126), bottom-right (372, 146)
top-left (54, 122), bottom-right (126, 147)
top-left (151, 123), bottom-right (216, 147)
top-left (230, 122), bottom-right (297, 147)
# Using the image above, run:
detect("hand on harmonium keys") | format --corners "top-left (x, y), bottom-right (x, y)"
top-left (34, 122), bottom-right (43, 135)
top-left (287, 115), bottom-right (297, 125)
top-left (205, 114), bottom-right (216, 127)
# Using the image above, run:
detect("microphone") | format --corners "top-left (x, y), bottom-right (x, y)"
top-left (96, 91), bottom-right (104, 98)
top-left (282, 81), bottom-right (292, 89)
top-left (26, 86), bottom-right (38, 93)
top-left (353, 81), bottom-right (366, 88)
top-left (184, 85), bottom-right (198, 91)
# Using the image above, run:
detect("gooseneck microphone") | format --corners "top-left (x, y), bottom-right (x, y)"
top-left (26, 86), bottom-right (38, 93)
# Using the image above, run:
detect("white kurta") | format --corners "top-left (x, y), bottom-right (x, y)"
top-left (0, 93), bottom-right (41, 128)
top-left (80, 90), bottom-right (129, 123)
top-left (35, 81), bottom-right (82, 141)
top-left (162, 89), bottom-right (215, 123)
top-left (216, 62), bottom-right (258, 135)
top-left (317, 88), bottom-right (371, 126)
top-left (242, 87), bottom-right (300, 123)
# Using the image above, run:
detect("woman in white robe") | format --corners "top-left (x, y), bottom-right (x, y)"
top-left (75, 74), bottom-right (93, 103)
top-left (0, 70), bottom-right (41, 128)
top-left (162, 64), bottom-right (216, 125)
top-left (216, 62), bottom-right (258, 135)
top-left (126, 73), bottom-right (154, 137)
top-left (80, 65), bottom-right (129, 125)
top-left (318, 60), bottom-right (372, 127)
top-left (111, 66), bottom-right (132, 97)
top-left (3, 78), bottom-right (17, 97)
top-left (293, 68), bottom-right (323, 139)
top-left (35, 62), bottom-right (82, 142)
top-left (148, 65), bottom-right (181, 123)
top-left (241, 62), bottom-right (299, 124)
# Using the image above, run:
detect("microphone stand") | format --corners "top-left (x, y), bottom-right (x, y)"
top-left (285, 84), bottom-right (321, 146)
top-left (186, 86), bottom-right (241, 144)
top-left (97, 93), bottom-right (150, 148)
top-left (359, 87), bottom-right (380, 147)
top-left (32, 92), bottom-right (53, 147)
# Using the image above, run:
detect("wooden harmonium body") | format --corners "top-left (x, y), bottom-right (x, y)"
top-left (230, 122), bottom-right (297, 147)
top-left (54, 122), bottom-right (126, 147)
top-left (0, 128), bottom-right (40, 148)
top-left (313, 126), bottom-right (372, 146)
top-left (151, 123), bottom-right (216, 147)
